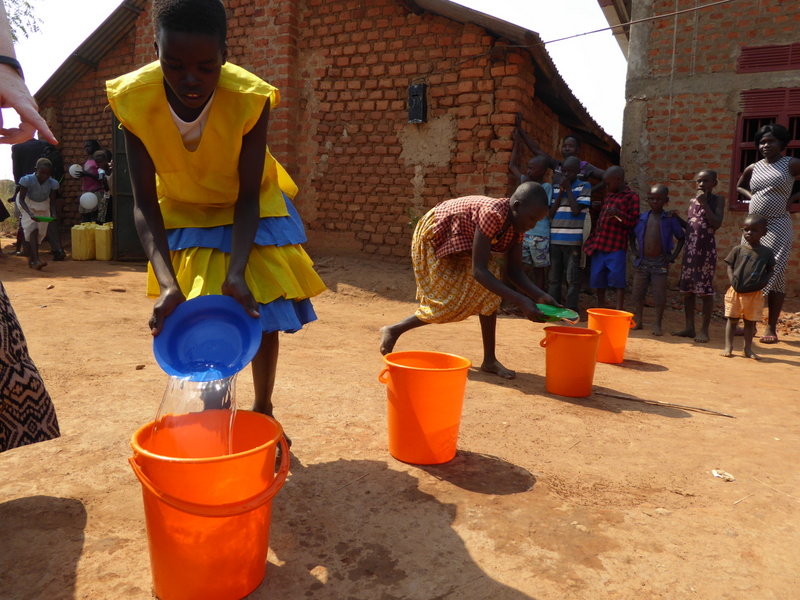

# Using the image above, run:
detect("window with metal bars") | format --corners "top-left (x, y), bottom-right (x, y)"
top-left (730, 88), bottom-right (800, 211)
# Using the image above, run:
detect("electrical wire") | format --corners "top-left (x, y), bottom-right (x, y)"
top-left (541, 0), bottom-right (737, 46)
top-left (410, 0), bottom-right (739, 85)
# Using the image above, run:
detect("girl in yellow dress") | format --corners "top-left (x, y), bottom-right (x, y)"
top-left (106, 0), bottom-right (325, 421)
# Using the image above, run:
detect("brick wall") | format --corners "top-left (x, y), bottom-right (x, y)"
top-left (623, 0), bottom-right (800, 294)
top-left (39, 0), bottom-right (617, 262)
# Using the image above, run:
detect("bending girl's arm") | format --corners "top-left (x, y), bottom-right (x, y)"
top-left (471, 230), bottom-right (546, 322)
top-left (123, 126), bottom-right (185, 334)
top-left (736, 165), bottom-right (753, 200)
top-left (505, 242), bottom-right (559, 307)
top-left (222, 102), bottom-right (270, 318)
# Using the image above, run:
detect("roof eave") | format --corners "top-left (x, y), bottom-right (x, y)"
top-left (411, 0), bottom-right (618, 152)
top-left (34, 0), bottom-right (146, 106)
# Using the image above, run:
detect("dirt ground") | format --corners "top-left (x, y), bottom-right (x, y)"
top-left (1, 240), bottom-right (799, 600)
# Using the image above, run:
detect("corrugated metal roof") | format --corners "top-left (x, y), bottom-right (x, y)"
top-left (34, 0), bottom-right (146, 105)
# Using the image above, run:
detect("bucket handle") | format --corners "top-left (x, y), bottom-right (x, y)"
top-left (540, 330), bottom-right (602, 347)
top-left (378, 366), bottom-right (389, 384)
top-left (128, 435), bottom-right (290, 519)
top-left (628, 318), bottom-right (636, 329)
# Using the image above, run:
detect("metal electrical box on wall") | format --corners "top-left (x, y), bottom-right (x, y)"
top-left (408, 83), bottom-right (428, 124)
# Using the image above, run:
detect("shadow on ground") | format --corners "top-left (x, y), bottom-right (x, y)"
top-left (0, 496), bottom-right (87, 600)
top-left (415, 450), bottom-right (536, 495)
top-left (255, 458), bottom-right (536, 599)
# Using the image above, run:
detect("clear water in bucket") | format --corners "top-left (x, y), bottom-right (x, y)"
top-left (151, 375), bottom-right (238, 458)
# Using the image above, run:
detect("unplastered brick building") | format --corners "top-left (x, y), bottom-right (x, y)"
top-left (601, 0), bottom-right (800, 294)
top-left (36, 0), bottom-right (618, 260)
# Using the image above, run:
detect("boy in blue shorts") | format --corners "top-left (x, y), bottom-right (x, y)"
top-left (548, 156), bottom-right (591, 312)
top-left (583, 166), bottom-right (639, 310)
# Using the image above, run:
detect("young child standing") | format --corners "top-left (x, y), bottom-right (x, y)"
top-left (721, 214), bottom-right (774, 360)
top-left (92, 150), bottom-right (111, 224)
top-left (548, 156), bottom-right (591, 312)
top-left (510, 133), bottom-right (552, 289)
top-left (672, 170), bottom-right (725, 343)
top-left (16, 157), bottom-right (59, 270)
top-left (380, 183), bottom-right (556, 380)
top-left (630, 185), bottom-right (685, 335)
top-left (77, 139), bottom-right (103, 223)
top-left (583, 166), bottom-right (639, 310)
top-left (106, 0), bottom-right (326, 424)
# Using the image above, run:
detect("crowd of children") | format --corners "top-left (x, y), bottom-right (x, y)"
top-left (510, 120), bottom-right (778, 360)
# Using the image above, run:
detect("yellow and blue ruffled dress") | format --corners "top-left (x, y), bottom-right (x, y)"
top-left (106, 62), bottom-right (325, 332)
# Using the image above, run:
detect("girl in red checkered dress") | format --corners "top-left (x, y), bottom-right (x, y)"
top-left (379, 183), bottom-right (558, 380)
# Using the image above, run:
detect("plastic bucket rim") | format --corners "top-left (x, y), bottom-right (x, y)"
top-left (382, 350), bottom-right (472, 372)
top-left (543, 326), bottom-right (602, 336)
top-left (586, 308), bottom-right (634, 318)
top-left (130, 410), bottom-right (284, 465)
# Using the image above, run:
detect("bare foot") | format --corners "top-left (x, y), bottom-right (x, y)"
top-left (744, 349), bottom-right (761, 361)
top-left (671, 328), bottom-right (695, 338)
top-left (480, 359), bottom-right (516, 380)
top-left (652, 324), bottom-right (663, 336)
top-left (721, 349), bottom-right (733, 357)
top-left (694, 331), bottom-right (710, 343)
top-left (379, 326), bottom-right (398, 355)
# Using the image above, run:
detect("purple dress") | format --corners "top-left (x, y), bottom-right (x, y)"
top-left (679, 194), bottom-right (719, 296)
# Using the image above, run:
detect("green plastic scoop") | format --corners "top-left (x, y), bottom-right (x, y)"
top-left (536, 304), bottom-right (579, 324)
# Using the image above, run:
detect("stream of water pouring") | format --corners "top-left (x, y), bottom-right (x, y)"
top-left (152, 375), bottom-right (238, 456)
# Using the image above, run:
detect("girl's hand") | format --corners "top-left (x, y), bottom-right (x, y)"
top-left (150, 286), bottom-right (185, 336)
top-left (221, 274), bottom-right (260, 319)
top-left (519, 297), bottom-right (547, 322)
top-left (536, 293), bottom-right (561, 308)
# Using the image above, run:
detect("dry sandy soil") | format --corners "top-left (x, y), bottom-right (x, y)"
top-left (1, 240), bottom-right (799, 600)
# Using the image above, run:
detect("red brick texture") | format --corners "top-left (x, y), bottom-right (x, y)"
top-left (39, 0), bottom-right (616, 262)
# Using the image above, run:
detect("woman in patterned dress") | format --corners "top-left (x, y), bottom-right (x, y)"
top-left (0, 1), bottom-right (60, 452)
top-left (1, 282), bottom-right (60, 452)
top-left (736, 124), bottom-right (800, 344)
top-left (379, 182), bottom-right (557, 380)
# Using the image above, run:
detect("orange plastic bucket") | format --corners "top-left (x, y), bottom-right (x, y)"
top-left (129, 410), bottom-right (289, 600)
top-left (539, 326), bottom-right (601, 397)
top-left (586, 308), bottom-right (636, 364)
top-left (378, 351), bottom-right (471, 465)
